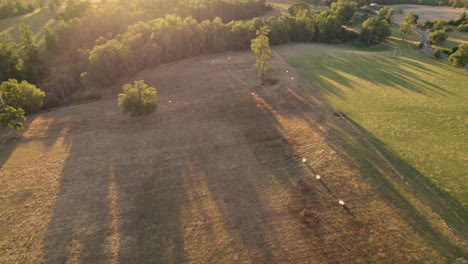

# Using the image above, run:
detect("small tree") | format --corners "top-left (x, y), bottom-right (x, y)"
top-left (449, 43), bottom-right (468, 70)
top-left (331, 0), bottom-right (357, 24)
top-left (433, 48), bottom-right (441, 58)
top-left (428, 29), bottom-right (448, 44)
top-left (118, 80), bottom-right (157, 117)
top-left (400, 12), bottom-right (418, 41)
top-left (361, 17), bottom-right (391, 47)
top-left (250, 26), bottom-right (273, 85)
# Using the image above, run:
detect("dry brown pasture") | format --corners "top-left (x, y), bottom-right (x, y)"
top-left (391, 4), bottom-right (466, 23)
top-left (0, 50), bottom-right (465, 263)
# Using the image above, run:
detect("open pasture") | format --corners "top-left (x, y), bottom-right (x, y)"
top-left (0, 49), bottom-right (465, 263)
top-left (276, 42), bottom-right (467, 219)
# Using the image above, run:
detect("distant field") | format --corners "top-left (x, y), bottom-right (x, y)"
top-left (276, 43), bottom-right (468, 209)
top-left (391, 4), bottom-right (465, 24)
top-left (265, 0), bottom-right (326, 18)
top-left (0, 6), bottom-right (56, 49)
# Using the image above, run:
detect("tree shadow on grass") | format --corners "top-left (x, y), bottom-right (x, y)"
top-left (295, 50), bottom-right (455, 99)
top-left (319, 115), bottom-right (467, 258)
top-left (42, 133), bottom-right (116, 263)
top-left (253, 81), bottom-right (466, 259)
top-left (340, 117), bottom-right (468, 243)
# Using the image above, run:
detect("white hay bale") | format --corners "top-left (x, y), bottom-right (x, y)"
top-left (302, 158), bottom-right (307, 163)
top-left (339, 200), bottom-right (345, 206)
top-left (316, 175), bottom-right (321, 180)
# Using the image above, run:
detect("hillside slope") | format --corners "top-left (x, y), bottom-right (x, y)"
top-left (0, 50), bottom-right (465, 263)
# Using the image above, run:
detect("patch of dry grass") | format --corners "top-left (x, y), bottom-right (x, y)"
top-left (0, 50), bottom-right (465, 263)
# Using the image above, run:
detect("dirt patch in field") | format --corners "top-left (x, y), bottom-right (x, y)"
top-left (0, 50), bottom-right (464, 263)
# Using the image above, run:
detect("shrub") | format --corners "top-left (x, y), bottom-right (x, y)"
top-left (428, 29), bottom-right (448, 44)
top-left (0, 79), bottom-right (45, 114)
top-left (433, 48), bottom-right (441, 58)
top-left (457, 24), bottom-right (468, 32)
top-left (118, 80), bottom-right (157, 117)
top-left (418, 42), bottom-right (424, 49)
top-left (441, 48), bottom-right (452, 55)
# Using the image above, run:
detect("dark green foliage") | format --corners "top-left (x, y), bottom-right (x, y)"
top-left (43, 28), bottom-right (58, 53)
top-left (288, 2), bottom-right (310, 16)
top-left (449, 43), bottom-right (468, 68)
top-left (0, 105), bottom-right (25, 131)
top-left (361, 17), bottom-right (391, 46)
top-left (138, 0), bottom-right (269, 22)
top-left (428, 29), bottom-right (448, 44)
top-left (19, 24), bottom-right (39, 63)
top-left (118, 80), bottom-right (157, 117)
top-left (56, 0), bottom-right (90, 21)
top-left (378, 7), bottom-right (394, 23)
top-left (331, 0), bottom-right (357, 24)
top-left (457, 23), bottom-right (468, 32)
top-left (0, 79), bottom-right (45, 114)
top-left (357, 0), bottom-right (449, 6)
top-left (0, 0), bottom-right (34, 19)
top-left (84, 7), bottom-right (354, 86)
top-left (400, 12), bottom-right (418, 41)
top-left (449, 0), bottom-right (468, 8)
top-left (440, 47), bottom-right (452, 55)
top-left (418, 42), bottom-right (423, 49)
top-left (250, 26), bottom-right (273, 84)
top-left (421, 20), bottom-right (435, 30)
top-left (0, 34), bottom-right (24, 82)
top-left (0, 79), bottom-right (45, 131)
top-left (433, 47), bottom-right (441, 58)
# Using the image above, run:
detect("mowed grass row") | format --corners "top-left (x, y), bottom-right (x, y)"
top-left (276, 43), bottom-right (468, 208)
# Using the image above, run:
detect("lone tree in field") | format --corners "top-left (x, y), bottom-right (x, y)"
top-left (118, 80), bottom-right (157, 117)
top-left (251, 26), bottom-right (273, 85)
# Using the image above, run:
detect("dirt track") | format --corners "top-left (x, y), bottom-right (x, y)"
top-left (0, 50), bottom-right (464, 263)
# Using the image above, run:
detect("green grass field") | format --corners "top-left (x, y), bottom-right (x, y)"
top-left (276, 43), bottom-right (468, 209)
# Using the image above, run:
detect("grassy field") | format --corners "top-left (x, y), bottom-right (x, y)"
top-left (276, 43), bottom-right (467, 209)
top-left (391, 4), bottom-right (465, 24)
top-left (0, 5), bottom-right (57, 49)
top-left (0, 50), bottom-right (465, 262)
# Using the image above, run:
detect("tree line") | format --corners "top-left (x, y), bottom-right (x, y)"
top-left (34, 0), bottom-right (269, 106)
top-left (0, 24), bottom-right (45, 83)
top-left (82, 0), bottom-right (360, 86)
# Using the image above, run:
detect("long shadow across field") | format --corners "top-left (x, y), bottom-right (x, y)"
top-left (42, 131), bottom-right (114, 263)
top-left (254, 86), bottom-right (466, 259)
top-left (295, 51), bottom-right (455, 98)
top-left (341, 117), bottom-right (468, 242)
